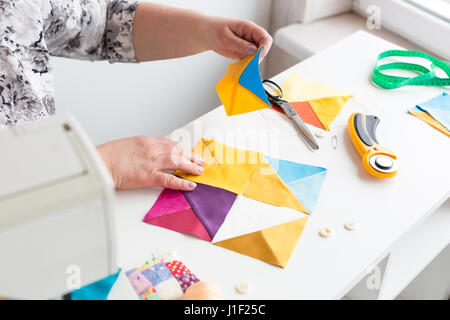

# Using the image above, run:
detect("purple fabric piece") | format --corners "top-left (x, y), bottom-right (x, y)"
top-left (183, 183), bottom-right (237, 239)
top-left (176, 273), bottom-right (200, 293)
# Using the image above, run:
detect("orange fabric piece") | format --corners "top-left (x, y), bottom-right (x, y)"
top-left (291, 101), bottom-right (326, 130)
top-left (271, 102), bottom-right (326, 130)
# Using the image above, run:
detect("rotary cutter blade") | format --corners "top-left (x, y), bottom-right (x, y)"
top-left (348, 113), bottom-right (398, 178)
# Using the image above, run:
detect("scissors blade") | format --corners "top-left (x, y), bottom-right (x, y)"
top-left (278, 101), bottom-right (320, 150)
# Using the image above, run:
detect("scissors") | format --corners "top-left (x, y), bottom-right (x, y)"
top-left (262, 79), bottom-right (319, 150)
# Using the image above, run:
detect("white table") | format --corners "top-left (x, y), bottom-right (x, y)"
top-left (114, 31), bottom-right (450, 300)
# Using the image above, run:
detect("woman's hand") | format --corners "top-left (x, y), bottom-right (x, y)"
top-left (202, 16), bottom-right (273, 62)
top-left (97, 136), bottom-right (203, 191)
top-left (133, 3), bottom-right (272, 62)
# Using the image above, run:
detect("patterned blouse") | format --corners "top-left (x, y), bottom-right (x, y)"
top-left (0, 0), bottom-right (139, 128)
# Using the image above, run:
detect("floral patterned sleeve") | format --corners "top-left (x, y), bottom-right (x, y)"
top-left (0, 0), bottom-right (139, 128)
top-left (44, 0), bottom-right (139, 63)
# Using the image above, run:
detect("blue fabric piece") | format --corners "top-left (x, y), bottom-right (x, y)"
top-left (264, 156), bottom-right (326, 183)
top-left (238, 47), bottom-right (271, 106)
top-left (145, 262), bottom-right (173, 286)
top-left (265, 156), bottom-right (327, 214)
top-left (286, 171), bottom-right (327, 213)
top-left (416, 92), bottom-right (450, 130)
top-left (71, 268), bottom-right (121, 300)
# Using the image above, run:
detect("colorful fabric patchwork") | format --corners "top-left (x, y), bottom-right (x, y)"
top-left (165, 260), bottom-right (191, 277)
top-left (176, 273), bottom-right (200, 293)
top-left (144, 139), bottom-right (328, 268)
top-left (127, 270), bottom-right (152, 295)
top-left (125, 251), bottom-right (200, 300)
top-left (139, 287), bottom-right (159, 300)
top-left (142, 262), bottom-right (172, 286)
top-left (155, 277), bottom-right (184, 300)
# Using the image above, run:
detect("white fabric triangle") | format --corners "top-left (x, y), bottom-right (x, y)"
top-left (212, 196), bottom-right (307, 243)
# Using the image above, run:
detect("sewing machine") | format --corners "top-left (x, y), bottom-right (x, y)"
top-left (0, 114), bottom-right (117, 299)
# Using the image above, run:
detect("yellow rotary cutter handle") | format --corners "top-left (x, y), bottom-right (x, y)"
top-left (348, 113), bottom-right (398, 178)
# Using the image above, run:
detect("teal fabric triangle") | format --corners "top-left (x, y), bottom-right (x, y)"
top-left (417, 92), bottom-right (450, 130)
top-left (238, 47), bottom-right (270, 106)
top-left (286, 171), bottom-right (327, 214)
top-left (264, 156), bottom-right (326, 183)
top-left (71, 268), bottom-right (121, 300)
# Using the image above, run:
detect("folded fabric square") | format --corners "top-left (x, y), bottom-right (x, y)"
top-left (216, 46), bottom-right (271, 116)
top-left (277, 73), bottom-right (354, 131)
top-left (410, 92), bottom-right (450, 135)
top-left (144, 139), bottom-right (327, 267)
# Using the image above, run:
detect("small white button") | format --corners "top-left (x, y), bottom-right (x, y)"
top-left (319, 227), bottom-right (332, 238)
top-left (344, 222), bottom-right (358, 231)
top-left (236, 283), bottom-right (249, 294)
top-left (315, 130), bottom-right (326, 138)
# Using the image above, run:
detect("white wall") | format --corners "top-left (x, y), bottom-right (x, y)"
top-left (51, 0), bottom-right (271, 145)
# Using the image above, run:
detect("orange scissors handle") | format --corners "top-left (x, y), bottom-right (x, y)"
top-left (348, 113), bottom-right (398, 178)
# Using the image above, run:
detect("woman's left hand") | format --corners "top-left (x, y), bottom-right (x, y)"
top-left (202, 16), bottom-right (273, 62)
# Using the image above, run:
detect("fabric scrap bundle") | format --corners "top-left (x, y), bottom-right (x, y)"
top-left (408, 92), bottom-right (450, 137)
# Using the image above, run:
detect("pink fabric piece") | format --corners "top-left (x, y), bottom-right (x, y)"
top-left (127, 270), bottom-right (152, 295)
top-left (143, 189), bottom-right (191, 221)
top-left (146, 208), bottom-right (212, 242)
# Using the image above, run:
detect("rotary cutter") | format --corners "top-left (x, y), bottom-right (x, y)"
top-left (348, 113), bottom-right (398, 178)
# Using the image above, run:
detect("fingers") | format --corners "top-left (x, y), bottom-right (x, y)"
top-left (225, 27), bottom-right (257, 59)
top-left (152, 171), bottom-right (197, 191)
top-left (258, 32), bottom-right (273, 62)
top-left (177, 157), bottom-right (204, 175)
top-left (190, 152), bottom-right (204, 166)
top-left (231, 20), bottom-right (272, 62)
top-left (166, 143), bottom-right (204, 175)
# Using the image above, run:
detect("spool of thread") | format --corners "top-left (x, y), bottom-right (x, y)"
top-left (184, 281), bottom-right (223, 300)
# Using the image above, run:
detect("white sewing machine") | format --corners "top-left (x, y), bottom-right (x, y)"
top-left (0, 114), bottom-right (117, 299)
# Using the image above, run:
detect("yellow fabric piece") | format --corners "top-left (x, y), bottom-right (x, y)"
top-left (281, 73), bottom-right (354, 102)
top-left (409, 110), bottom-right (450, 137)
top-left (243, 158), bottom-right (309, 214)
top-left (309, 96), bottom-right (351, 131)
top-left (175, 139), bottom-right (262, 195)
top-left (216, 54), bottom-right (270, 116)
top-left (214, 217), bottom-right (309, 268)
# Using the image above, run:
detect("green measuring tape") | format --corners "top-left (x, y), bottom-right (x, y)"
top-left (372, 50), bottom-right (450, 89)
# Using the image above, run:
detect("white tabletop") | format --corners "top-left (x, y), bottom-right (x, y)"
top-left (114, 31), bottom-right (450, 299)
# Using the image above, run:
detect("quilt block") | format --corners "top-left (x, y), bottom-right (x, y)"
top-left (143, 139), bottom-right (327, 268)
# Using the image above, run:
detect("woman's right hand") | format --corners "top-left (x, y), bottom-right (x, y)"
top-left (97, 136), bottom-right (203, 191)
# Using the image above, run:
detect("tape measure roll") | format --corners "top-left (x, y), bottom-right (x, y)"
top-left (372, 50), bottom-right (450, 89)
